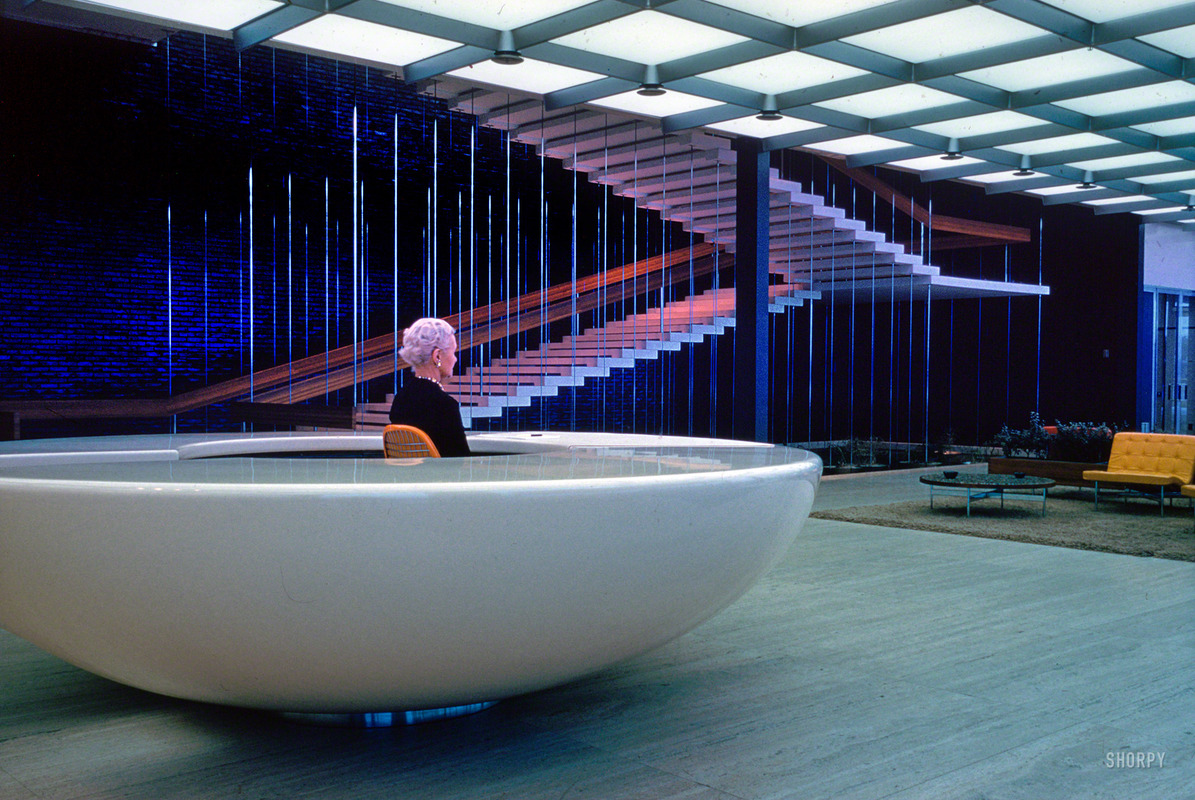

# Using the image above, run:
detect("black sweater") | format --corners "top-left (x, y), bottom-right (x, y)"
top-left (387, 377), bottom-right (471, 457)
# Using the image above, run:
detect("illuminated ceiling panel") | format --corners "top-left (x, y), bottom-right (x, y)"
top-left (1056, 82), bottom-right (1195, 117)
top-left (699, 52), bottom-right (868, 95)
top-left (1027, 184), bottom-right (1093, 196)
top-left (704, 0), bottom-right (900, 28)
top-left (589, 90), bottom-right (723, 118)
top-left (1135, 205), bottom-right (1191, 214)
top-left (1083, 195), bottom-right (1156, 206)
top-left (1038, 0), bottom-right (1193, 23)
top-left (815, 84), bottom-right (964, 118)
top-left (914, 111), bottom-right (1048, 139)
top-left (73, 0), bottom-right (281, 30)
top-left (377, 0), bottom-right (594, 30)
top-left (1067, 153), bottom-right (1180, 172)
top-left (272, 16), bottom-right (458, 67)
top-left (959, 49), bottom-right (1139, 93)
top-left (1136, 170), bottom-right (1195, 184)
top-left (1133, 116), bottom-right (1195, 137)
top-left (1137, 24), bottom-right (1195, 58)
top-left (447, 59), bottom-right (604, 95)
top-left (998, 133), bottom-right (1119, 156)
top-left (842, 6), bottom-right (1045, 63)
top-left (706, 116), bottom-right (822, 138)
top-left (24, 0), bottom-right (1195, 216)
top-left (551, 10), bottom-right (746, 64)
top-left (804, 135), bottom-right (907, 156)
top-left (887, 154), bottom-right (985, 171)
top-left (963, 172), bottom-right (1036, 185)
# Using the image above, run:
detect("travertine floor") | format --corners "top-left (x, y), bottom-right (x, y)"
top-left (1, 465), bottom-right (1191, 799)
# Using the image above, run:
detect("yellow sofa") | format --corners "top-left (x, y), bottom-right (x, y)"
top-left (1083, 432), bottom-right (1195, 515)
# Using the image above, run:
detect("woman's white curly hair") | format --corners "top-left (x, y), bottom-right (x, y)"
top-left (400, 317), bottom-right (455, 367)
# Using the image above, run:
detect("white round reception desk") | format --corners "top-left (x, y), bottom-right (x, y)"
top-left (0, 431), bottom-right (820, 717)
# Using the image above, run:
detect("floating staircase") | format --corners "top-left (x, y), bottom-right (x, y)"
top-left (357, 280), bottom-right (818, 427)
top-left (354, 81), bottom-right (1054, 428)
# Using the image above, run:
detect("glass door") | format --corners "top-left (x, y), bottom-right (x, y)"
top-left (1153, 292), bottom-right (1194, 434)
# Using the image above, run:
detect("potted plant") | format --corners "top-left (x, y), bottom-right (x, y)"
top-left (988, 413), bottom-right (1119, 486)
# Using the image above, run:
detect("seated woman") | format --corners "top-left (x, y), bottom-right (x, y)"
top-left (388, 317), bottom-right (471, 458)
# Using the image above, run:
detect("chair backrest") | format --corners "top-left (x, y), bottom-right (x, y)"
top-left (1107, 432), bottom-right (1195, 483)
top-left (382, 424), bottom-right (441, 459)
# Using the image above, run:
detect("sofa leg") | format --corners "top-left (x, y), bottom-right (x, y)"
top-left (1094, 481), bottom-right (1099, 508)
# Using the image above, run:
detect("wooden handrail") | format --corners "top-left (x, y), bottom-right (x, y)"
top-left (252, 248), bottom-right (725, 404)
top-left (1, 242), bottom-right (721, 420)
top-left (815, 155), bottom-right (1031, 244)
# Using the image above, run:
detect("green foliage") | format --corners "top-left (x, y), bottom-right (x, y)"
top-left (832, 437), bottom-right (883, 467)
top-left (1050, 420), bottom-right (1118, 462)
top-left (992, 412), bottom-right (1051, 458)
top-left (991, 412), bottom-right (1120, 462)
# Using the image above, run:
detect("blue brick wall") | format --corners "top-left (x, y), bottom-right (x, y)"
top-left (1, 25), bottom-right (690, 436)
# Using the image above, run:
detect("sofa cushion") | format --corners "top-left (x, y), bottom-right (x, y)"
top-left (1082, 469), bottom-right (1182, 487)
top-left (1104, 432), bottom-right (1195, 484)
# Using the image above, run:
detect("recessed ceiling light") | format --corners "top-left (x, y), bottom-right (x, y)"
top-left (491, 31), bottom-right (522, 65)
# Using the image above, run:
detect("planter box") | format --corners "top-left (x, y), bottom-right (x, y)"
top-left (989, 457), bottom-right (1103, 487)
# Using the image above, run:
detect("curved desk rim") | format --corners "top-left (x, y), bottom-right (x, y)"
top-left (0, 431), bottom-right (818, 490)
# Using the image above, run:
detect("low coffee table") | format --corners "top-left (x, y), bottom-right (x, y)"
top-left (919, 472), bottom-right (1057, 517)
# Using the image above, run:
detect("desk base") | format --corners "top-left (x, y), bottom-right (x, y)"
top-left (281, 702), bottom-right (497, 727)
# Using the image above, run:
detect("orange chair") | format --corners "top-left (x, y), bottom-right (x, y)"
top-left (382, 424), bottom-right (440, 459)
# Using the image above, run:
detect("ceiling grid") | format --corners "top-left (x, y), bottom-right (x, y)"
top-left (7, 0), bottom-right (1195, 221)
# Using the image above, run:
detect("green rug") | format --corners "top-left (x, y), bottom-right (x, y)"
top-left (811, 489), bottom-right (1195, 562)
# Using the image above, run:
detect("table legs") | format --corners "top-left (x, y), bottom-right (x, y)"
top-left (927, 486), bottom-right (1049, 516)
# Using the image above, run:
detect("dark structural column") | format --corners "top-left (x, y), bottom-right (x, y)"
top-left (734, 137), bottom-right (770, 442)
